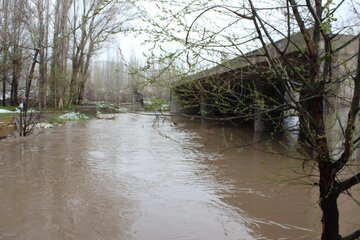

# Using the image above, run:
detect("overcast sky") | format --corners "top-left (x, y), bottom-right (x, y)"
top-left (95, 0), bottom-right (359, 65)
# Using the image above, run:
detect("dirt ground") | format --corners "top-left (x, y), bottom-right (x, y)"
top-left (0, 118), bottom-right (16, 139)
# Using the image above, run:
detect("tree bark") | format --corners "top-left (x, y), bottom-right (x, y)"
top-left (50, 0), bottom-right (72, 109)
top-left (37, 0), bottom-right (49, 110)
top-left (289, 1), bottom-right (344, 239)
top-left (1, 0), bottom-right (9, 106)
top-left (25, 50), bottom-right (39, 103)
top-left (319, 161), bottom-right (341, 240)
top-left (10, 64), bottom-right (19, 106)
top-left (320, 194), bottom-right (341, 240)
top-left (10, 44), bottom-right (21, 106)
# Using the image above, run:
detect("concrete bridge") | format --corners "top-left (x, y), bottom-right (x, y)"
top-left (171, 32), bottom-right (359, 133)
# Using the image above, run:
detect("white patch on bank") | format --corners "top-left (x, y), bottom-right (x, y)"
top-left (58, 112), bottom-right (90, 121)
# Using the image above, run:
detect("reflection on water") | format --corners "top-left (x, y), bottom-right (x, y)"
top-left (0, 113), bottom-right (359, 240)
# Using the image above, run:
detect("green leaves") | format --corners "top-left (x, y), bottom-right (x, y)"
top-left (321, 0), bottom-right (338, 35)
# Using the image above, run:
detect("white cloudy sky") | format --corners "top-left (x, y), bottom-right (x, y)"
top-left (96, 0), bottom-right (359, 65)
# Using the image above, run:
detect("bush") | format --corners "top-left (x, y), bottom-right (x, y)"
top-left (143, 98), bottom-right (169, 112)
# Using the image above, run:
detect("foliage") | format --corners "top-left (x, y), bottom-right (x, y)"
top-left (144, 97), bottom-right (169, 112)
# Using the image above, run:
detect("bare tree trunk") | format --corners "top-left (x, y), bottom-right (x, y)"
top-left (2, 57), bottom-right (7, 106)
top-left (50, 0), bottom-right (72, 109)
top-left (50, 0), bottom-right (61, 108)
top-left (2, 70), bottom-right (6, 106)
top-left (77, 40), bottom-right (94, 105)
top-left (10, 53), bottom-right (20, 106)
top-left (1, 0), bottom-right (9, 106)
top-left (25, 50), bottom-right (39, 103)
top-left (37, 0), bottom-right (50, 110)
top-left (10, 0), bottom-right (24, 106)
top-left (319, 161), bottom-right (341, 240)
top-left (289, 1), bottom-right (342, 239)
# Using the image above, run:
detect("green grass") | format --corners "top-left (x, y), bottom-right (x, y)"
top-left (96, 102), bottom-right (122, 113)
top-left (0, 107), bottom-right (17, 121)
top-left (0, 113), bottom-right (16, 121)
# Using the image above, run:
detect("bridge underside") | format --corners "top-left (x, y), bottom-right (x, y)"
top-left (173, 53), bottom-right (307, 132)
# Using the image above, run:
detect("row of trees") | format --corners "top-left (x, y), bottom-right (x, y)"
top-left (0, 0), bottom-right (136, 109)
top-left (137, 0), bottom-right (360, 239)
top-left (89, 54), bottom-right (182, 104)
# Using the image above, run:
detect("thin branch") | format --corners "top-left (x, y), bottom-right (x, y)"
top-left (354, 136), bottom-right (360, 145)
top-left (185, 5), bottom-right (252, 45)
top-left (184, 4), bottom-right (253, 67)
top-left (333, 33), bottom-right (360, 54)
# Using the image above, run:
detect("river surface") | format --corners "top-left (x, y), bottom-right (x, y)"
top-left (0, 113), bottom-right (359, 240)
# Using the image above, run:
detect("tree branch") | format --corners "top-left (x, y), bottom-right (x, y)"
top-left (333, 33), bottom-right (360, 54)
top-left (338, 172), bottom-right (360, 193)
top-left (288, 0), bottom-right (317, 59)
top-left (185, 5), bottom-right (252, 45)
top-left (354, 136), bottom-right (360, 145)
top-left (342, 229), bottom-right (360, 240)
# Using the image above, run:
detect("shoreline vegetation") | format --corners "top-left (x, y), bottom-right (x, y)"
top-left (0, 99), bottom-right (170, 139)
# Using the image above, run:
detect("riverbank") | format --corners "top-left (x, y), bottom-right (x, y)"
top-left (0, 111), bottom-right (67, 139)
top-left (0, 102), bottom-right (133, 139)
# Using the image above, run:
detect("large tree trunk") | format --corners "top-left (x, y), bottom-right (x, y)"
top-left (69, 64), bottom-right (80, 105)
top-left (10, 44), bottom-right (21, 106)
top-left (37, 0), bottom-right (50, 110)
top-left (319, 161), bottom-right (341, 240)
top-left (50, 0), bottom-right (72, 109)
top-left (38, 49), bottom-right (47, 109)
top-left (1, 1), bottom-right (9, 106)
top-left (10, 65), bottom-right (19, 106)
top-left (2, 71), bottom-right (6, 107)
top-left (9, 0), bottom-right (24, 106)
top-left (289, 2), bottom-right (344, 238)
top-left (320, 195), bottom-right (340, 240)
top-left (76, 40), bottom-right (94, 105)
top-left (311, 87), bottom-right (340, 239)
top-left (25, 50), bottom-right (39, 103)
top-left (50, 0), bottom-right (61, 108)
top-left (77, 80), bottom-right (86, 105)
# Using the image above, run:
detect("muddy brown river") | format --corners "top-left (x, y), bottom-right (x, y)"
top-left (0, 113), bottom-right (359, 240)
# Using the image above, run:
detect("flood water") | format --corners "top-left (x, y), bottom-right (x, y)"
top-left (0, 113), bottom-right (359, 240)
